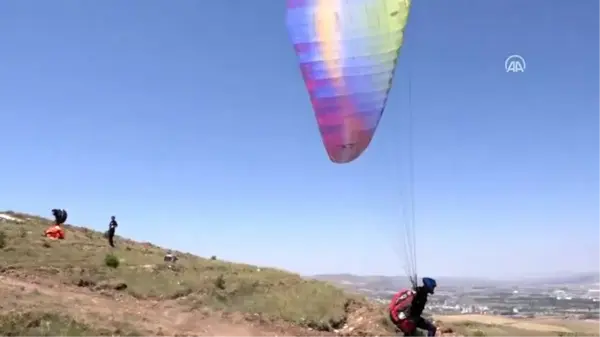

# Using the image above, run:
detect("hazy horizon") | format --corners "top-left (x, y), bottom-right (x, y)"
top-left (312, 271), bottom-right (600, 280)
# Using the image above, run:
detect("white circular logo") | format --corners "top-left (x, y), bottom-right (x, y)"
top-left (505, 54), bottom-right (526, 73)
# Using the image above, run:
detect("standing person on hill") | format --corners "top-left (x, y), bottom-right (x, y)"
top-left (51, 209), bottom-right (68, 225)
top-left (106, 215), bottom-right (118, 247)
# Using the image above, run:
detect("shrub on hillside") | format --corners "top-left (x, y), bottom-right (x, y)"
top-left (214, 274), bottom-right (226, 290)
top-left (472, 329), bottom-right (487, 336)
top-left (104, 253), bottom-right (120, 268)
top-left (0, 230), bottom-right (6, 249)
top-left (557, 333), bottom-right (580, 337)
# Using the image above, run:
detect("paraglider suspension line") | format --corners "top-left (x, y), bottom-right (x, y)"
top-left (403, 72), bottom-right (418, 289)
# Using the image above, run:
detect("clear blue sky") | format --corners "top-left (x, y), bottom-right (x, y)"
top-left (1, 0), bottom-right (598, 279)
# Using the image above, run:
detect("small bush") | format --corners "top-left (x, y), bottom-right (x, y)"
top-left (0, 230), bottom-right (6, 249)
top-left (214, 274), bottom-right (226, 289)
top-left (472, 329), bottom-right (487, 336)
top-left (210, 255), bottom-right (217, 260)
top-left (104, 254), bottom-right (120, 268)
top-left (558, 333), bottom-right (579, 337)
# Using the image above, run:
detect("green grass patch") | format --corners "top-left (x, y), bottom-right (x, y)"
top-left (0, 311), bottom-right (142, 336)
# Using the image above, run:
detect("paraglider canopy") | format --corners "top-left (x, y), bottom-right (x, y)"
top-left (286, 0), bottom-right (420, 289)
top-left (286, 0), bottom-right (411, 163)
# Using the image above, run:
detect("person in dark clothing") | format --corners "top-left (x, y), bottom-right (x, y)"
top-left (407, 277), bottom-right (437, 336)
top-left (51, 209), bottom-right (61, 224)
top-left (389, 277), bottom-right (437, 337)
top-left (107, 216), bottom-right (118, 247)
top-left (51, 209), bottom-right (68, 225)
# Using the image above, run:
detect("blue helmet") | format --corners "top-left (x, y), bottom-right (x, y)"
top-left (422, 277), bottom-right (437, 294)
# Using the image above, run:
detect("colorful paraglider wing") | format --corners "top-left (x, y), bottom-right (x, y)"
top-left (286, 0), bottom-right (411, 163)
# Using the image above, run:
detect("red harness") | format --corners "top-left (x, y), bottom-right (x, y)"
top-left (389, 289), bottom-right (416, 333)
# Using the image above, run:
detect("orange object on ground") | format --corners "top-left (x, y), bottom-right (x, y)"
top-left (44, 225), bottom-right (65, 240)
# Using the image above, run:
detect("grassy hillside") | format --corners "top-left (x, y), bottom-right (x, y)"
top-left (0, 211), bottom-right (597, 336)
top-left (0, 211), bottom-right (395, 336)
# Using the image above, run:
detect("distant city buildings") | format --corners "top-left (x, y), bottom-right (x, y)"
top-left (368, 284), bottom-right (600, 319)
top-left (317, 274), bottom-right (600, 320)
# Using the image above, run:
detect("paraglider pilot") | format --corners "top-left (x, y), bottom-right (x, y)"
top-left (106, 216), bottom-right (118, 247)
top-left (51, 209), bottom-right (67, 225)
top-left (388, 277), bottom-right (437, 337)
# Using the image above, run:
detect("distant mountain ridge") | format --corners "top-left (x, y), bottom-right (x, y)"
top-left (312, 272), bottom-right (599, 289)
top-left (518, 272), bottom-right (600, 286)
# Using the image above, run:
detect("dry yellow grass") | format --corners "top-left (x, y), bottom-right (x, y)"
top-left (436, 314), bottom-right (599, 336)
top-left (532, 318), bottom-right (600, 335)
top-left (438, 314), bottom-right (571, 331)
